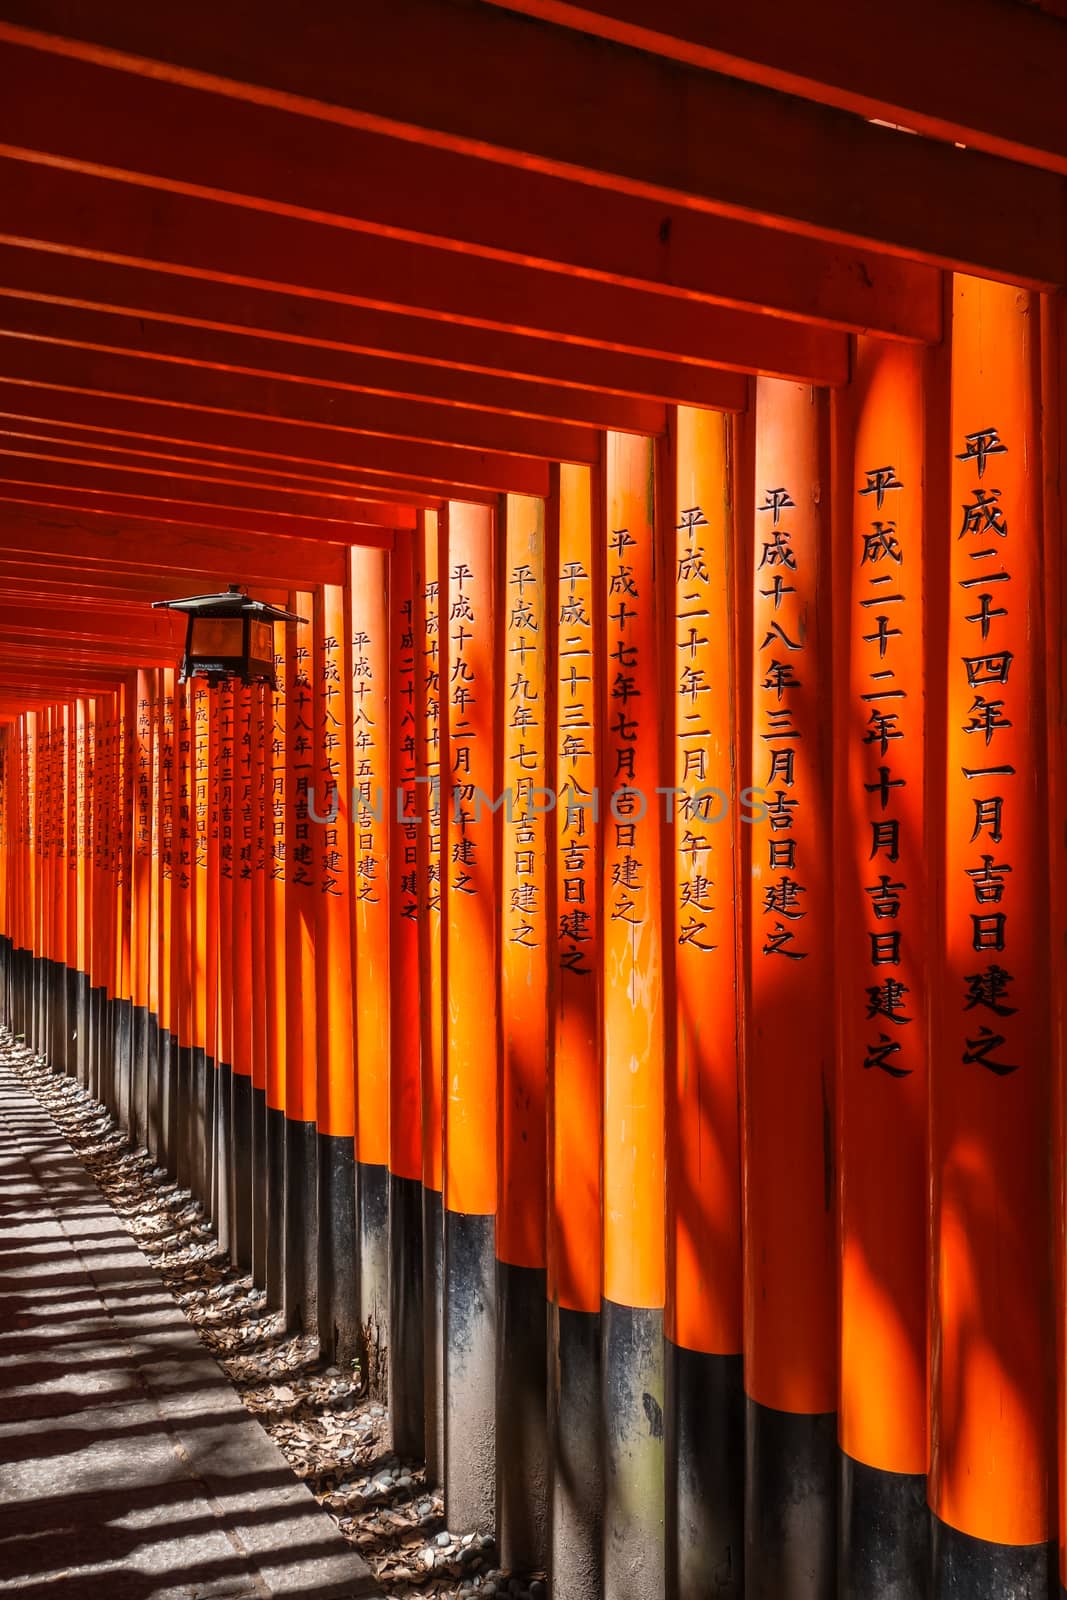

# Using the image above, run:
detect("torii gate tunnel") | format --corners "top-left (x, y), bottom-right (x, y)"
top-left (0, 5), bottom-right (1066, 1600)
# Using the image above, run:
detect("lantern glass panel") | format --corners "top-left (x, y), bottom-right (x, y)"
top-left (192, 617), bottom-right (244, 659)
top-left (249, 618), bottom-right (274, 664)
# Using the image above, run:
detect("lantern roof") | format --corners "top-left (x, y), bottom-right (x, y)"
top-left (152, 584), bottom-right (306, 624)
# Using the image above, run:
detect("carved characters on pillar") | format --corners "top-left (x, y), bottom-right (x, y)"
top-left (674, 505), bottom-right (717, 956)
top-left (353, 618), bottom-right (382, 907)
top-left (506, 551), bottom-right (544, 952)
top-left (317, 626), bottom-right (344, 899)
top-left (953, 425), bottom-right (1017, 1075)
top-left (396, 591), bottom-right (418, 926)
top-left (449, 559), bottom-right (481, 900)
top-left (755, 485), bottom-right (808, 963)
top-left (422, 570), bottom-right (442, 920)
top-left (853, 461), bottom-right (916, 1074)
top-left (557, 550), bottom-right (595, 979)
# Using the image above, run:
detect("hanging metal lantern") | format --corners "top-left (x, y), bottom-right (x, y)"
top-left (152, 584), bottom-right (305, 689)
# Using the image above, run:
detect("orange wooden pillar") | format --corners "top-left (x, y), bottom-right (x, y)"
top-left (415, 509), bottom-right (446, 1482)
top-left (214, 680), bottom-right (237, 1249)
top-left (193, 681), bottom-right (216, 1211)
top-left (283, 590), bottom-right (319, 1332)
top-left (387, 533), bottom-right (426, 1454)
top-left (601, 430), bottom-right (667, 1600)
top-left (74, 698), bottom-right (90, 1088)
top-left (131, 670), bottom-right (154, 1147)
top-left (832, 339), bottom-right (930, 1595)
top-left (37, 708), bottom-right (54, 1066)
top-left (546, 461), bottom-right (604, 1600)
top-left (249, 677), bottom-right (271, 1288)
top-left (265, 622), bottom-right (289, 1308)
top-left (1047, 291), bottom-right (1067, 1600)
top-left (62, 702), bottom-right (78, 1077)
top-left (157, 670), bottom-right (180, 1174)
top-left (930, 275), bottom-right (1053, 1593)
top-left (229, 681), bottom-right (256, 1273)
top-left (174, 680), bottom-right (196, 1191)
top-left (350, 546), bottom-right (391, 1392)
top-left (113, 682), bottom-right (135, 1133)
top-left (441, 500), bottom-right (499, 1535)
top-left (496, 492), bottom-right (550, 1571)
top-left (663, 406), bottom-right (745, 1600)
top-left (314, 580), bottom-right (358, 1363)
top-left (743, 378), bottom-right (836, 1596)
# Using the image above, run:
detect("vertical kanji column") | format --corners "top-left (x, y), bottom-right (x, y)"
top-left (664, 406), bottom-right (744, 1600)
top-left (64, 702), bottom-right (78, 1077)
top-left (315, 580), bottom-right (358, 1363)
top-left (441, 501), bottom-right (499, 1534)
top-left (145, 672), bottom-right (162, 1154)
top-left (249, 678), bottom-right (271, 1288)
top-left (175, 681), bottom-right (196, 1191)
top-left (834, 339), bottom-right (929, 1596)
top-left (196, 681), bottom-right (217, 1215)
top-left (215, 680), bottom-right (235, 1247)
top-left (266, 623), bottom-right (289, 1309)
top-left (230, 681), bottom-right (255, 1272)
top-left (74, 698), bottom-right (90, 1088)
top-left (132, 675), bottom-right (153, 1146)
top-left (930, 275), bottom-right (1053, 1594)
top-left (115, 684), bottom-right (134, 1133)
top-left (157, 671), bottom-right (179, 1174)
top-left (416, 511), bottom-right (446, 1481)
top-left (350, 546), bottom-right (391, 1393)
top-left (284, 591), bottom-right (319, 1332)
top-left (744, 378), bottom-right (836, 1596)
top-left (601, 431), bottom-right (666, 1600)
top-left (389, 535), bottom-right (425, 1454)
top-left (497, 493), bottom-right (549, 1572)
top-left (547, 462), bottom-right (604, 1600)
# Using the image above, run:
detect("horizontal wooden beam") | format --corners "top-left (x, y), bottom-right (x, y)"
top-left (0, 158), bottom-right (915, 360)
top-left (0, 1), bottom-right (1059, 283)
top-left (479, 0), bottom-right (1067, 176)
top-left (0, 501), bottom-right (354, 586)
top-left (0, 39), bottom-right (905, 351)
top-left (0, 241), bottom-right (841, 396)
top-left (0, 277), bottom-right (671, 436)
top-left (0, 569), bottom-right (288, 610)
top-left (0, 424), bottom-right (499, 510)
top-left (0, 280), bottom-right (603, 463)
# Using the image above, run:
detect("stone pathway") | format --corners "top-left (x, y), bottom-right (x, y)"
top-left (0, 1052), bottom-right (379, 1600)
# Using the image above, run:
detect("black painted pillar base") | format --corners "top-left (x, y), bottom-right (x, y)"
top-left (283, 1118), bottom-right (319, 1334)
top-left (388, 1172), bottom-right (425, 1457)
top-left (496, 1260), bottom-right (548, 1573)
top-left (602, 1299), bottom-right (666, 1600)
top-left (62, 966), bottom-right (77, 1078)
top-left (159, 1031), bottom-right (178, 1178)
top-left (230, 1070), bottom-right (253, 1273)
top-left (745, 1397), bottom-right (836, 1600)
top-left (74, 970), bottom-right (90, 1088)
top-left (317, 1132), bottom-right (359, 1365)
top-left (130, 1002), bottom-right (149, 1150)
top-left (145, 1012), bottom-right (161, 1160)
top-left (423, 1186), bottom-right (445, 1486)
top-left (358, 1160), bottom-right (389, 1397)
top-left (45, 959), bottom-right (60, 1071)
top-left (666, 1341), bottom-right (744, 1600)
top-left (190, 1045), bottom-right (211, 1213)
top-left (444, 1209), bottom-right (496, 1537)
top-left (86, 984), bottom-right (101, 1103)
top-left (176, 1044), bottom-right (195, 1194)
top-left (215, 1060), bottom-right (234, 1255)
top-left (265, 1103), bottom-right (286, 1309)
top-left (550, 1303), bottom-right (603, 1600)
top-left (933, 1515), bottom-right (1050, 1600)
top-left (840, 1453), bottom-right (928, 1600)
top-left (250, 1085), bottom-right (269, 1289)
top-left (114, 996), bottom-right (134, 1139)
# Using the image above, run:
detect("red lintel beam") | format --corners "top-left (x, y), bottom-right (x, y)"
top-left (0, 469), bottom-right (414, 541)
top-left (0, 572), bottom-right (288, 611)
top-left (479, 0), bottom-right (1067, 178)
top-left (0, 434), bottom-right (427, 524)
top-left (0, 39), bottom-right (881, 358)
top-left (0, 501), bottom-right (354, 586)
top-left (0, 2), bottom-right (1059, 284)
top-left (0, 241), bottom-right (841, 399)
top-left (0, 304), bottom-right (604, 464)
top-left (0, 428), bottom-right (492, 511)
top-left (0, 282), bottom-right (670, 436)
top-left (0, 380), bottom-right (552, 499)
top-left (0, 602), bottom-right (182, 644)
top-left (0, 157), bottom-right (909, 357)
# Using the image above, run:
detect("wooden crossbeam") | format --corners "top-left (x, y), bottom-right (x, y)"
top-left (479, 0), bottom-right (1067, 176)
top-left (0, 2), bottom-right (1059, 283)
